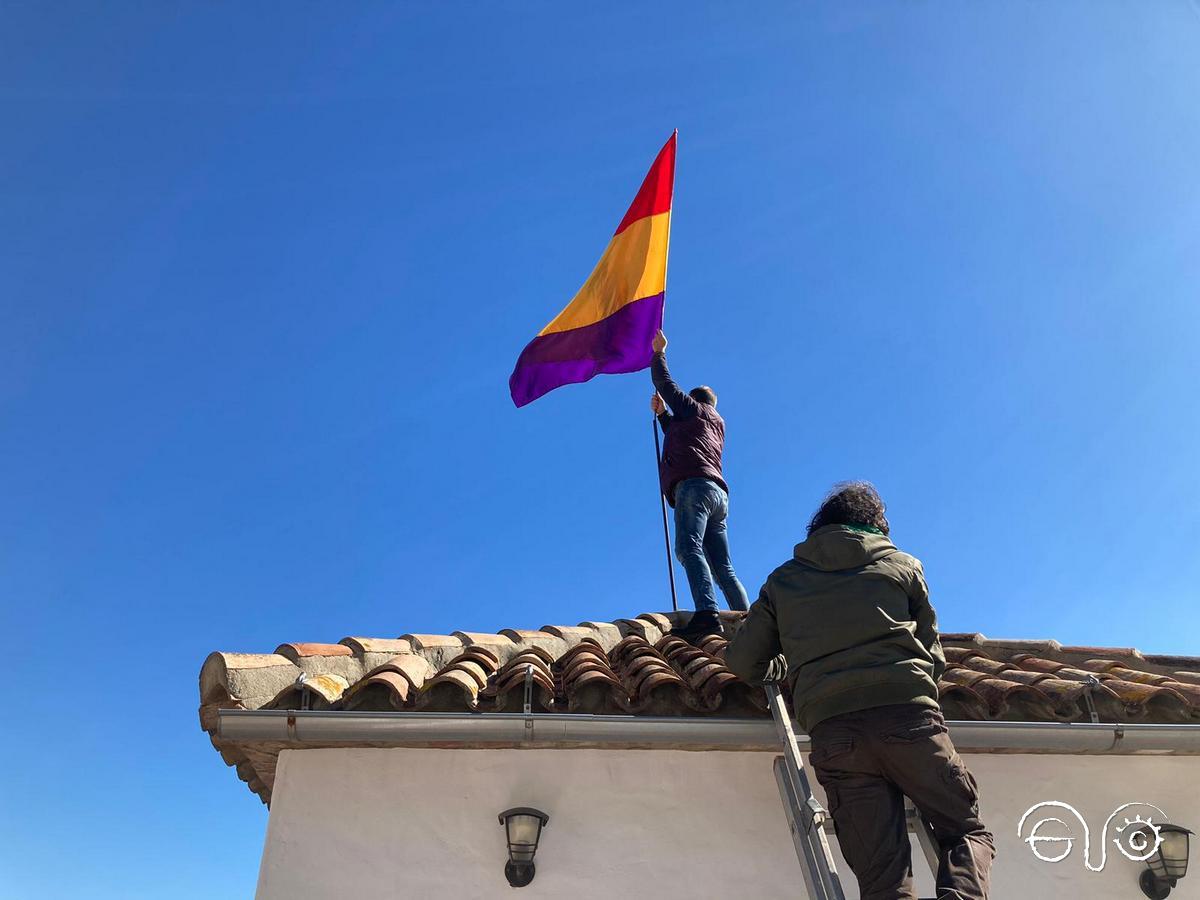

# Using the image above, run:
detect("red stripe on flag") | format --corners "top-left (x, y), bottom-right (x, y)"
top-left (613, 132), bottom-right (676, 236)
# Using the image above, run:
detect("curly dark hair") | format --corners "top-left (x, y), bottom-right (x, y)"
top-left (807, 481), bottom-right (889, 536)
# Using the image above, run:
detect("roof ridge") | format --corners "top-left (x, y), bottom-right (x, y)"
top-left (941, 633), bottom-right (1200, 675)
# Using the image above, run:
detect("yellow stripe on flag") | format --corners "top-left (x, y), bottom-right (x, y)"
top-left (538, 211), bottom-right (670, 337)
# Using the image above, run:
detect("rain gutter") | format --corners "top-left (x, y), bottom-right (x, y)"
top-left (217, 710), bottom-right (1200, 755)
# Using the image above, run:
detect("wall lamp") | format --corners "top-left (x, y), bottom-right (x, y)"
top-left (498, 807), bottom-right (550, 888)
top-left (1138, 824), bottom-right (1192, 899)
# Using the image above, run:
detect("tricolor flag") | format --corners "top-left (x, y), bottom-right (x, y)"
top-left (509, 132), bottom-right (676, 407)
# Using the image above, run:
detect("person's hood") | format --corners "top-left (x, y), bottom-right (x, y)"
top-left (793, 524), bottom-right (898, 572)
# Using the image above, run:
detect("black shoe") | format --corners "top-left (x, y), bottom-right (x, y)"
top-left (669, 610), bottom-right (724, 643)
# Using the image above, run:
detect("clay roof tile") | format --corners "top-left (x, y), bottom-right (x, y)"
top-left (274, 642), bottom-right (353, 661)
top-left (338, 637), bottom-right (413, 656)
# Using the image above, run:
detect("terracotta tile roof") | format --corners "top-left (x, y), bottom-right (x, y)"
top-left (937, 633), bottom-right (1200, 724)
top-left (199, 613), bottom-right (1200, 804)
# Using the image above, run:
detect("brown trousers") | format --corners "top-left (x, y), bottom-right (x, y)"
top-left (809, 704), bottom-right (995, 900)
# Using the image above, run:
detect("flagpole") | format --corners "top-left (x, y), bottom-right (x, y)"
top-left (654, 129), bottom-right (679, 614)
top-left (652, 416), bottom-right (679, 613)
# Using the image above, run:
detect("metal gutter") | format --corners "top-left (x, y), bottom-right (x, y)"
top-left (217, 709), bottom-right (1200, 755)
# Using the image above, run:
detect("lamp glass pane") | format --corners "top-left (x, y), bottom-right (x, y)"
top-left (1160, 829), bottom-right (1190, 879)
top-left (506, 814), bottom-right (542, 863)
top-left (1147, 854), bottom-right (1167, 878)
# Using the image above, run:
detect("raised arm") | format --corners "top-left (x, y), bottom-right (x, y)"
top-left (650, 331), bottom-right (699, 418)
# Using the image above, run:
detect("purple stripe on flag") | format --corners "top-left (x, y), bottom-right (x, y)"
top-left (509, 292), bottom-right (665, 407)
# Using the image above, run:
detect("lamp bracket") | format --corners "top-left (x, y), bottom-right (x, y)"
top-left (505, 860), bottom-right (536, 888)
top-left (1139, 869), bottom-right (1173, 900)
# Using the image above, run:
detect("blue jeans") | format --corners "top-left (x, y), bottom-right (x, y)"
top-left (673, 478), bottom-right (750, 613)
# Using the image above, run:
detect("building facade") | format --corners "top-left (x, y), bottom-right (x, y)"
top-left (200, 612), bottom-right (1200, 899)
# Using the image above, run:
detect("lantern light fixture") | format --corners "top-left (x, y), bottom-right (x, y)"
top-left (1138, 824), bottom-right (1192, 899)
top-left (498, 807), bottom-right (549, 888)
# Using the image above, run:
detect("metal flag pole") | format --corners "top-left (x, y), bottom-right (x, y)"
top-left (652, 417), bottom-right (679, 612)
top-left (651, 129), bottom-right (680, 614)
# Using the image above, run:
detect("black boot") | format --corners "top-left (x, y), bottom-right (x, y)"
top-left (669, 610), bottom-right (724, 643)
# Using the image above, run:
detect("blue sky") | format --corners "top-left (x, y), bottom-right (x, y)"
top-left (3, 2), bottom-right (1199, 896)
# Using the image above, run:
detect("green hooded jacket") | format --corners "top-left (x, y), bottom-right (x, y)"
top-left (725, 524), bottom-right (945, 733)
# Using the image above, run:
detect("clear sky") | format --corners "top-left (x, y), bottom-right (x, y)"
top-left (3, 2), bottom-right (1199, 897)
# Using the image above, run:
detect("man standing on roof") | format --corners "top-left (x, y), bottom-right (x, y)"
top-left (725, 481), bottom-right (994, 900)
top-left (650, 329), bottom-right (749, 640)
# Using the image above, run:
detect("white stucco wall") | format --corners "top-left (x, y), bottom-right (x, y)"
top-left (257, 747), bottom-right (1200, 900)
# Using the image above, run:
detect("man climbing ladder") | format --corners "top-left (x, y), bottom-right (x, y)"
top-left (726, 481), bottom-right (995, 900)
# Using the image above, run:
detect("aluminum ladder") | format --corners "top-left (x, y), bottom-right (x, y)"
top-left (765, 682), bottom-right (942, 900)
